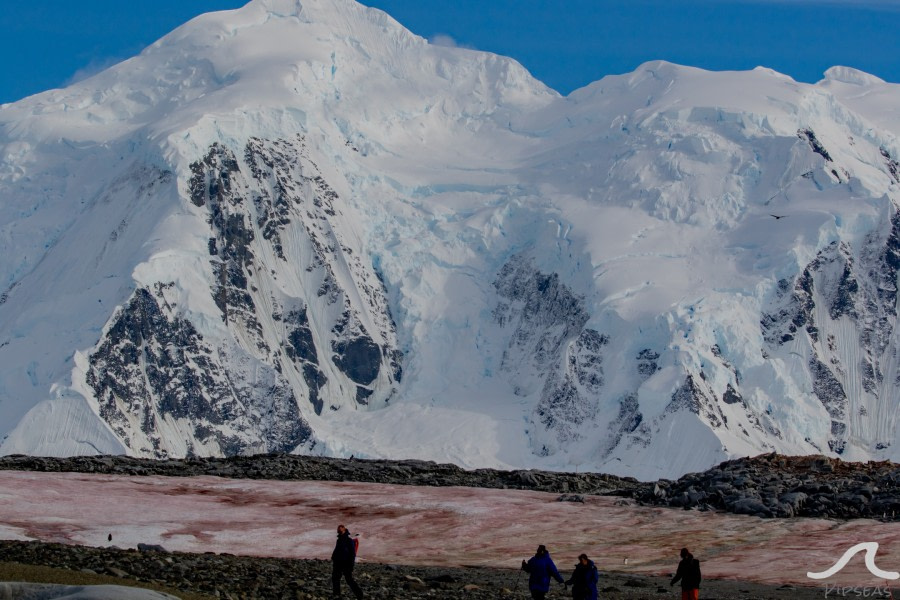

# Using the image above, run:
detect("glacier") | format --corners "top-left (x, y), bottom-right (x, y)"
top-left (0, 0), bottom-right (899, 480)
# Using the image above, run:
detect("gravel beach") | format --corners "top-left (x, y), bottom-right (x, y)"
top-left (0, 540), bottom-right (853, 600)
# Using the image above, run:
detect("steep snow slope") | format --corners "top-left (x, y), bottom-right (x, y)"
top-left (0, 0), bottom-right (898, 479)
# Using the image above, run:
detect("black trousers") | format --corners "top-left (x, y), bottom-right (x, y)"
top-left (530, 591), bottom-right (547, 600)
top-left (332, 561), bottom-right (363, 599)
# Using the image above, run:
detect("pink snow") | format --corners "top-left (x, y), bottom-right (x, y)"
top-left (0, 471), bottom-right (897, 588)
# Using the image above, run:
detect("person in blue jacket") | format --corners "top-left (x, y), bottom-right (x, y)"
top-left (565, 553), bottom-right (599, 600)
top-left (521, 544), bottom-right (565, 600)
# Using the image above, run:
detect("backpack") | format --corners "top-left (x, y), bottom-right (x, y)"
top-left (690, 559), bottom-right (701, 586)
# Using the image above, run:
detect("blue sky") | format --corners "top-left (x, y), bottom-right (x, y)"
top-left (0, 0), bottom-right (898, 104)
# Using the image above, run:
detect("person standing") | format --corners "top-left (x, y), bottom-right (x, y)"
top-left (521, 544), bottom-right (565, 600)
top-left (331, 524), bottom-right (363, 599)
top-left (670, 547), bottom-right (701, 600)
top-left (565, 553), bottom-right (599, 600)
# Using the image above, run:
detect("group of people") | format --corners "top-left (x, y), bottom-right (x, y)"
top-left (520, 544), bottom-right (702, 600)
top-left (520, 544), bottom-right (599, 600)
top-left (331, 524), bottom-right (701, 600)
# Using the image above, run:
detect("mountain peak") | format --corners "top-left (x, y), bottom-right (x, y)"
top-left (1, 1), bottom-right (900, 478)
top-left (821, 65), bottom-right (886, 86)
top-left (250, 0), bottom-right (379, 19)
top-left (1, 0), bottom-right (551, 148)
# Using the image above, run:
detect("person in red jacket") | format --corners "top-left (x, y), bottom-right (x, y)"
top-left (670, 547), bottom-right (701, 600)
top-left (331, 524), bottom-right (363, 599)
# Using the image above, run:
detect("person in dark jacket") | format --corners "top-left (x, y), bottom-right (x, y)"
top-left (521, 544), bottom-right (565, 600)
top-left (670, 547), bottom-right (701, 600)
top-left (331, 524), bottom-right (363, 599)
top-left (565, 554), bottom-right (599, 600)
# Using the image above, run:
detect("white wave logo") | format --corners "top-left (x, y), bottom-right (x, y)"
top-left (807, 542), bottom-right (899, 580)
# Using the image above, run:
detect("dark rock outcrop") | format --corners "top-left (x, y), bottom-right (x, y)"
top-left (636, 453), bottom-right (900, 520)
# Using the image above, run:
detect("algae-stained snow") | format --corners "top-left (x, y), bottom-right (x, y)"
top-left (0, 0), bottom-right (899, 478)
top-left (1, 471), bottom-right (899, 588)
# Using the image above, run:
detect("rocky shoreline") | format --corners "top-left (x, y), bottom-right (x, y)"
top-left (1, 452), bottom-right (897, 521)
top-left (0, 540), bottom-right (836, 600)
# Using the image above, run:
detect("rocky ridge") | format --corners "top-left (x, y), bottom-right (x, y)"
top-left (0, 453), bottom-right (637, 496)
top-left (636, 453), bottom-right (900, 520)
top-left (0, 452), bottom-right (897, 521)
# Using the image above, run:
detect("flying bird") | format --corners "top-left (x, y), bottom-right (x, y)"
top-left (770, 214), bottom-right (788, 220)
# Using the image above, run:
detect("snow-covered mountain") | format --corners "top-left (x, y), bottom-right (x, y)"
top-left (1, 0), bottom-right (899, 479)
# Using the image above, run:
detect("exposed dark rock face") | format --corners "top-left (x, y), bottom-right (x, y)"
top-left (628, 347), bottom-right (776, 452)
top-left (332, 334), bottom-right (382, 386)
top-left (87, 136), bottom-right (402, 457)
top-left (808, 357), bottom-right (848, 454)
top-left (666, 374), bottom-right (726, 429)
top-left (760, 205), bottom-right (900, 455)
top-left (87, 286), bottom-right (311, 458)
top-left (493, 255), bottom-right (612, 454)
top-left (206, 136), bottom-right (399, 402)
top-left (203, 146), bottom-right (261, 335)
top-left (861, 210), bottom-right (900, 356)
top-left (761, 270), bottom-right (817, 347)
top-left (189, 142), bottom-right (240, 209)
top-left (535, 328), bottom-right (609, 449)
top-left (797, 128), bottom-right (850, 183)
top-left (603, 393), bottom-right (647, 457)
top-left (569, 329), bottom-right (609, 393)
top-left (491, 255), bottom-right (774, 461)
top-left (285, 308), bottom-right (318, 365)
top-left (722, 383), bottom-right (743, 405)
top-left (798, 128), bottom-right (833, 163)
top-left (635, 349), bottom-right (659, 380)
top-left (283, 307), bottom-right (328, 415)
top-left (493, 255), bottom-right (589, 374)
top-left (882, 147), bottom-right (900, 183)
